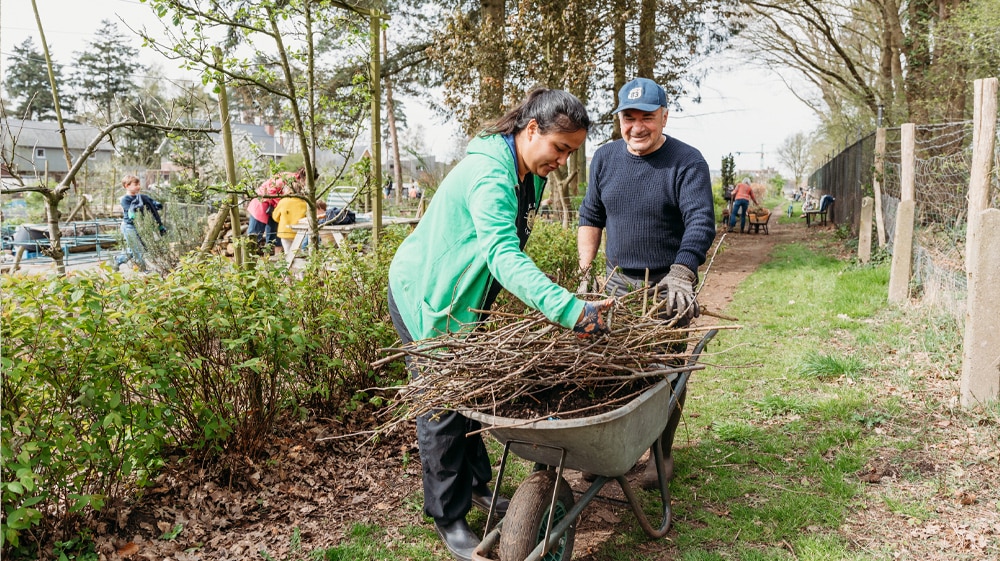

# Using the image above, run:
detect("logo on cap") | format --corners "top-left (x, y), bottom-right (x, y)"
top-left (627, 87), bottom-right (643, 100)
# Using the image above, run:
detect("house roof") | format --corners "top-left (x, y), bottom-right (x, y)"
top-left (229, 122), bottom-right (287, 157)
top-left (155, 121), bottom-right (288, 158)
top-left (1, 119), bottom-right (114, 152)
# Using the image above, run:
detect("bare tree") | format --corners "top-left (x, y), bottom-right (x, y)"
top-left (776, 131), bottom-right (812, 189)
top-left (738, 0), bottom-right (976, 132)
top-left (142, 0), bottom-right (375, 251)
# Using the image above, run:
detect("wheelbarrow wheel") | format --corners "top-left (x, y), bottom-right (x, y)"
top-left (499, 470), bottom-right (575, 561)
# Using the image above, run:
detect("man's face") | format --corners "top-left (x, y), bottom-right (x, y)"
top-left (619, 108), bottom-right (668, 156)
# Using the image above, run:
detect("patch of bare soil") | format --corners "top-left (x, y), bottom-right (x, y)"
top-left (87, 411), bottom-right (424, 561)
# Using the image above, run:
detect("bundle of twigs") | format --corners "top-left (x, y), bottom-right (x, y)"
top-left (375, 288), bottom-right (734, 425)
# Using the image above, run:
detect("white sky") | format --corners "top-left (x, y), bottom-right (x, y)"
top-left (1, 0), bottom-right (819, 177)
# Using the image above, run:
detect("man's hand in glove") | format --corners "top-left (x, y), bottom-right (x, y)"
top-left (573, 298), bottom-right (615, 338)
top-left (656, 264), bottom-right (700, 321)
top-left (158, 225), bottom-right (168, 236)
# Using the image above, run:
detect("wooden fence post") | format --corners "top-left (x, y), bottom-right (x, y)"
top-left (888, 124), bottom-right (915, 304)
top-left (960, 77), bottom-right (999, 408)
top-left (872, 128), bottom-right (887, 248)
top-left (961, 209), bottom-right (1000, 407)
top-left (858, 196), bottom-right (873, 264)
top-left (965, 78), bottom-right (998, 272)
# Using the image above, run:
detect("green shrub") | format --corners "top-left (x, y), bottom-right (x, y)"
top-left (526, 219), bottom-right (607, 287)
top-left (292, 226), bottom-right (409, 411)
top-left (129, 255), bottom-right (308, 454)
top-left (1, 274), bottom-right (171, 550)
top-left (0, 223), bottom-right (441, 554)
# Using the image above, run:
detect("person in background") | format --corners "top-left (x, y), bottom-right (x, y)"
top-left (113, 175), bottom-right (166, 273)
top-left (315, 200), bottom-right (328, 225)
top-left (728, 178), bottom-right (759, 233)
top-left (577, 77), bottom-right (716, 490)
top-left (247, 173), bottom-right (292, 248)
top-left (272, 172), bottom-right (309, 253)
top-left (388, 88), bottom-right (614, 561)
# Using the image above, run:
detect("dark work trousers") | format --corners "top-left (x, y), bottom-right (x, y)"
top-left (387, 287), bottom-right (493, 525)
top-left (604, 266), bottom-right (688, 463)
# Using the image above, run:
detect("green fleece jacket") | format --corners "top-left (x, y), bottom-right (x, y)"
top-left (388, 134), bottom-right (586, 340)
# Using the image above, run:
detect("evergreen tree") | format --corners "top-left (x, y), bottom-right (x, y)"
top-left (72, 19), bottom-right (145, 121)
top-left (4, 38), bottom-right (74, 120)
top-left (117, 71), bottom-right (171, 167)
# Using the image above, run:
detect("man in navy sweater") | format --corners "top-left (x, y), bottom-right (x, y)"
top-left (578, 77), bottom-right (716, 488)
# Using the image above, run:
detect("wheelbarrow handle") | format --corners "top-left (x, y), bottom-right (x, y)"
top-left (687, 329), bottom-right (718, 366)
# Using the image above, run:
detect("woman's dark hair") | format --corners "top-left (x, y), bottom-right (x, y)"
top-left (480, 88), bottom-right (590, 137)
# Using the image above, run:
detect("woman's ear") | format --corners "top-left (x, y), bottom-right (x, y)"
top-left (525, 118), bottom-right (539, 139)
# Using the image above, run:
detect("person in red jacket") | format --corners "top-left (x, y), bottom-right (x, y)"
top-left (728, 179), bottom-right (759, 233)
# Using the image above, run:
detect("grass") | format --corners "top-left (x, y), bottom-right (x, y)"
top-left (585, 231), bottom-right (988, 560)
top-left (325, 229), bottom-right (993, 560)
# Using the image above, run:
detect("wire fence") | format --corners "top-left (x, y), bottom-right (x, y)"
top-left (810, 117), bottom-right (1000, 321)
top-left (807, 132), bottom-right (875, 233)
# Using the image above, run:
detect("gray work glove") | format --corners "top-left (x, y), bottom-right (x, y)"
top-left (656, 264), bottom-right (700, 321)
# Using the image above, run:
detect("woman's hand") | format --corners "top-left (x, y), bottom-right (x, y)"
top-left (573, 298), bottom-right (615, 337)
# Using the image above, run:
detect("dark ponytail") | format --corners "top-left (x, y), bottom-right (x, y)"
top-left (480, 88), bottom-right (590, 138)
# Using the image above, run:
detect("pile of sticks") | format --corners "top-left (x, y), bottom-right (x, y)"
top-left (377, 289), bottom-right (732, 424)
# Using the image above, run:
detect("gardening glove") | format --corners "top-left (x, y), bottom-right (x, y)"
top-left (158, 225), bottom-right (168, 236)
top-left (656, 264), bottom-right (700, 321)
top-left (573, 298), bottom-right (615, 338)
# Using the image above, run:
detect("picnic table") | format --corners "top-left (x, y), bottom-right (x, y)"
top-left (284, 215), bottom-right (419, 264)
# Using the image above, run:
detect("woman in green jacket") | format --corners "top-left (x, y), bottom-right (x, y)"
top-left (387, 88), bottom-right (613, 561)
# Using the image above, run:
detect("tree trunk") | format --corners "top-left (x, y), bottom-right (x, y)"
top-left (611, 0), bottom-right (627, 140)
top-left (32, 0), bottom-right (73, 275)
top-left (637, 0), bottom-right (656, 78)
top-left (214, 47), bottom-right (244, 267)
top-left (384, 30), bottom-right (404, 208)
top-left (480, 0), bottom-right (507, 122)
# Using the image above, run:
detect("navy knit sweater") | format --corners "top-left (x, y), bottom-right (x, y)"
top-left (579, 136), bottom-right (716, 274)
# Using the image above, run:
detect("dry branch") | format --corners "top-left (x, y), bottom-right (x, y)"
top-left (379, 289), bottom-right (733, 427)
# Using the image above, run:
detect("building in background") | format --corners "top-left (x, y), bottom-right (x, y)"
top-left (0, 119), bottom-right (114, 184)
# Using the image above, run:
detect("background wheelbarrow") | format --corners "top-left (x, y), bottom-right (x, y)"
top-left (747, 209), bottom-right (771, 234)
top-left (467, 329), bottom-right (718, 561)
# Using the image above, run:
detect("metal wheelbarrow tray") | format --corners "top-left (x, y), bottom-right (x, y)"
top-left (468, 329), bottom-right (718, 561)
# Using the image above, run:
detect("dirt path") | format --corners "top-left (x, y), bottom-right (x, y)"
top-left (695, 206), bottom-right (802, 315)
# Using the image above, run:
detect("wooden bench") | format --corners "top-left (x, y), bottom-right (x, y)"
top-left (802, 195), bottom-right (834, 227)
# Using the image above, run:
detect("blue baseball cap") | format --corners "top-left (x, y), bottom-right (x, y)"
top-left (613, 78), bottom-right (667, 114)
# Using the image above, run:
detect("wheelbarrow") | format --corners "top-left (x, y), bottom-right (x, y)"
top-left (747, 209), bottom-right (771, 235)
top-left (467, 329), bottom-right (718, 561)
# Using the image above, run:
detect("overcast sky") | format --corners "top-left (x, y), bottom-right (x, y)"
top-left (1, 0), bottom-right (819, 177)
